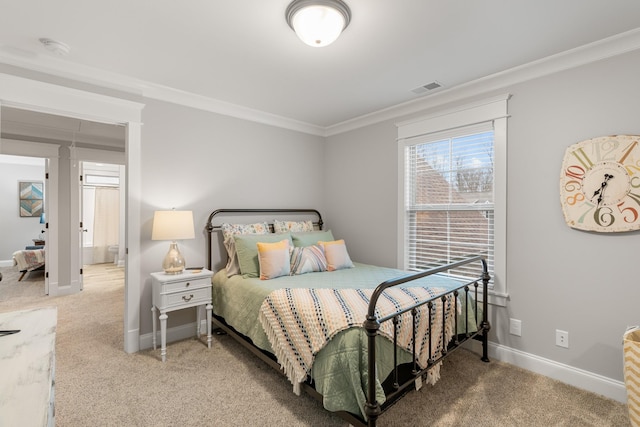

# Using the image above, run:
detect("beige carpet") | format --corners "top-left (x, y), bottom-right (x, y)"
top-left (0, 265), bottom-right (631, 426)
top-left (0, 265), bottom-right (46, 301)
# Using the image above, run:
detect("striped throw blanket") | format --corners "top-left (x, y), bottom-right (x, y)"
top-left (259, 286), bottom-right (455, 394)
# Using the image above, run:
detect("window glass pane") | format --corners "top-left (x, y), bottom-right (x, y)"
top-left (405, 129), bottom-right (495, 283)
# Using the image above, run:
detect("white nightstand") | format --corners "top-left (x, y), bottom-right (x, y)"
top-left (151, 269), bottom-right (213, 362)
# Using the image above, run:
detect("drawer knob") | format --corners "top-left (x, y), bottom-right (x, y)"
top-left (182, 294), bottom-right (194, 302)
top-left (185, 282), bottom-right (190, 287)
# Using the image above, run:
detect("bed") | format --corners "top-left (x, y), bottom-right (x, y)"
top-left (12, 248), bottom-right (46, 281)
top-left (206, 208), bottom-right (491, 426)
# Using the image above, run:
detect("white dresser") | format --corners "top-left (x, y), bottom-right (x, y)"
top-left (0, 307), bottom-right (57, 427)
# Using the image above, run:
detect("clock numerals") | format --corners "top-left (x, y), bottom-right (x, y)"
top-left (618, 201), bottom-right (639, 224)
top-left (576, 201), bottom-right (595, 224)
top-left (571, 148), bottom-right (595, 170)
top-left (565, 191), bottom-right (584, 206)
top-left (619, 140), bottom-right (638, 164)
top-left (627, 191), bottom-right (640, 208)
top-left (626, 164), bottom-right (640, 180)
top-left (564, 165), bottom-right (585, 181)
top-left (590, 193), bottom-right (640, 227)
top-left (593, 206), bottom-right (615, 227)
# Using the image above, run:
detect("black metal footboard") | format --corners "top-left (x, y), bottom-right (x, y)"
top-left (362, 256), bottom-right (491, 427)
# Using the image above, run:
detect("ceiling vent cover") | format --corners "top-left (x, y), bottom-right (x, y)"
top-left (411, 81), bottom-right (442, 94)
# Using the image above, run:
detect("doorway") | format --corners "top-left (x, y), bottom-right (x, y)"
top-left (0, 73), bottom-right (144, 353)
top-left (1, 107), bottom-right (126, 296)
top-left (81, 161), bottom-right (125, 269)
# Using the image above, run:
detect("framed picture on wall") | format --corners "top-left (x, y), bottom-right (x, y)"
top-left (19, 180), bottom-right (44, 217)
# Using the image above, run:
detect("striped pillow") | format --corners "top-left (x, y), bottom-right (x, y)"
top-left (290, 245), bottom-right (327, 275)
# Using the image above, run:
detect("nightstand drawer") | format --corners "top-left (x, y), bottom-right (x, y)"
top-left (161, 276), bottom-right (210, 293)
top-left (164, 287), bottom-right (211, 307)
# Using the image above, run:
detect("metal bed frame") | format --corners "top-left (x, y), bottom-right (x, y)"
top-left (206, 208), bottom-right (491, 427)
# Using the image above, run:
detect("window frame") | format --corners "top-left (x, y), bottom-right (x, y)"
top-left (396, 94), bottom-right (509, 306)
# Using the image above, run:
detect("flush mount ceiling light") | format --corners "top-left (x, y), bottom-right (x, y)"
top-left (39, 38), bottom-right (71, 56)
top-left (285, 0), bottom-right (351, 47)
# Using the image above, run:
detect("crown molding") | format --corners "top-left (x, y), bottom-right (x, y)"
top-left (2, 27), bottom-right (640, 138)
top-left (141, 83), bottom-right (326, 136)
top-left (0, 49), bottom-right (325, 136)
top-left (324, 27), bottom-right (640, 136)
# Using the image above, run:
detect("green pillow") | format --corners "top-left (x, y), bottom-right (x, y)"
top-left (291, 230), bottom-right (334, 247)
top-left (234, 232), bottom-right (292, 278)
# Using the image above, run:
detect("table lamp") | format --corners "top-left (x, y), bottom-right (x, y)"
top-left (151, 210), bottom-right (195, 274)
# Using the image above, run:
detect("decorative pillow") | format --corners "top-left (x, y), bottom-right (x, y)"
top-left (234, 232), bottom-right (293, 278)
top-left (221, 222), bottom-right (270, 277)
top-left (290, 245), bottom-right (327, 275)
top-left (273, 219), bottom-right (315, 233)
top-left (291, 230), bottom-right (334, 247)
top-left (318, 239), bottom-right (354, 271)
top-left (257, 239), bottom-right (291, 280)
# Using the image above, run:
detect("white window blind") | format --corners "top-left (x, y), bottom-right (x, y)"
top-left (404, 121), bottom-right (495, 282)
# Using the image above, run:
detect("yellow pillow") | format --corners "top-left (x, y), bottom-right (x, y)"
top-left (318, 239), bottom-right (354, 271)
top-left (257, 239), bottom-right (291, 280)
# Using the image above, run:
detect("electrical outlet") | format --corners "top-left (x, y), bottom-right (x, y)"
top-left (509, 318), bottom-right (522, 336)
top-left (556, 329), bottom-right (569, 348)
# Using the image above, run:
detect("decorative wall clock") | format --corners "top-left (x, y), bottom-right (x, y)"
top-left (560, 135), bottom-right (640, 232)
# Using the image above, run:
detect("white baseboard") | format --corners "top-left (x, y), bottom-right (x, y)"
top-left (139, 319), bottom-right (208, 351)
top-left (0, 260), bottom-right (14, 267)
top-left (138, 324), bottom-right (628, 403)
top-left (125, 327), bottom-right (140, 354)
top-left (467, 340), bottom-right (627, 403)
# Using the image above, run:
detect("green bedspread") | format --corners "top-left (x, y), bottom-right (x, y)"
top-left (211, 262), bottom-right (479, 419)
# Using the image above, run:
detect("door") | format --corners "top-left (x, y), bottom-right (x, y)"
top-left (44, 157), bottom-right (50, 295)
top-left (78, 161), bottom-right (85, 290)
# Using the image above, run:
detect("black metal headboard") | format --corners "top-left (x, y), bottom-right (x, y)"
top-left (205, 208), bottom-right (324, 271)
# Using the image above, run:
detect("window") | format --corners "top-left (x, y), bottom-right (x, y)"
top-left (397, 95), bottom-right (509, 305)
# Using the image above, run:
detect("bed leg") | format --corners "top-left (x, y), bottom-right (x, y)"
top-left (481, 320), bottom-right (491, 363)
top-left (480, 262), bottom-right (491, 363)
top-left (363, 315), bottom-right (381, 427)
top-left (18, 271), bottom-right (26, 281)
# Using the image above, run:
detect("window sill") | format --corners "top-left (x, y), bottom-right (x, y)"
top-left (479, 289), bottom-right (508, 307)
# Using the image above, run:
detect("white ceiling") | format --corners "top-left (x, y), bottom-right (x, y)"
top-left (1, 107), bottom-right (125, 148)
top-left (1, 1), bottom-right (640, 130)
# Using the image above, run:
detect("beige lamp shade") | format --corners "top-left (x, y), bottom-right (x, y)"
top-left (151, 210), bottom-right (195, 241)
top-left (151, 210), bottom-right (195, 274)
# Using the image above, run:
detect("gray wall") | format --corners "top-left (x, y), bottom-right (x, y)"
top-left (0, 157), bottom-right (46, 263)
top-left (138, 99), bottom-right (326, 333)
top-left (324, 49), bottom-right (640, 382)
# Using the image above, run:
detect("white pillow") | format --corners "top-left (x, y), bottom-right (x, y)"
top-left (257, 239), bottom-right (291, 280)
top-left (318, 239), bottom-right (354, 271)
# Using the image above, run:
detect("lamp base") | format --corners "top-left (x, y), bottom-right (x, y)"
top-left (162, 242), bottom-right (186, 274)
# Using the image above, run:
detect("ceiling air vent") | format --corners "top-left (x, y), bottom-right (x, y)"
top-left (411, 81), bottom-right (442, 95)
